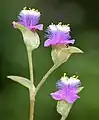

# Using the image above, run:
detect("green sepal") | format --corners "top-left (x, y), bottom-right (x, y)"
top-left (51, 46), bottom-right (83, 65)
top-left (57, 100), bottom-right (72, 119)
top-left (13, 21), bottom-right (40, 51)
top-left (77, 86), bottom-right (84, 93)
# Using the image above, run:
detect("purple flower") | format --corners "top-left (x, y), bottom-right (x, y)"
top-left (13, 7), bottom-right (43, 31)
top-left (51, 75), bottom-right (81, 104)
top-left (44, 23), bottom-right (75, 47)
top-left (51, 87), bottom-right (79, 104)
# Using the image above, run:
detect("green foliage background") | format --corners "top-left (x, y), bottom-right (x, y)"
top-left (0, 0), bottom-right (99, 120)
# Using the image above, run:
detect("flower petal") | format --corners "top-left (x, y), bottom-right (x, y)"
top-left (64, 93), bottom-right (79, 104)
top-left (30, 24), bottom-right (43, 30)
top-left (44, 39), bottom-right (52, 47)
top-left (50, 90), bottom-right (63, 100)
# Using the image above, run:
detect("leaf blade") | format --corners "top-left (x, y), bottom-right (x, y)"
top-left (7, 76), bottom-right (34, 89)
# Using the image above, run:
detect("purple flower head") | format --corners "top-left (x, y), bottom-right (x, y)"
top-left (51, 87), bottom-right (79, 104)
top-left (13, 7), bottom-right (43, 31)
top-left (51, 74), bottom-right (81, 104)
top-left (44, 22), bottom-right (75, 47)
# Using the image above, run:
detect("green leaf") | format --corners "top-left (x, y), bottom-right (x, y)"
top-left (57, 100), bottom-right (72, 119)
top-left (51, 46), bottom-right (83, 65)
top-left (7, 76), bottom-right (35, 90)
top-left (13, 21), bottom-right (40, 51)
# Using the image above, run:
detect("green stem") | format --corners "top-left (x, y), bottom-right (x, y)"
top-left (60, 116), bottom-right (66, 120)
top-left (29, 90), bottom-right (35, 120)
top-left (35, 64), bottom-right (60, 94)
top-left (27, 48), bottom-right (34, 85)
top-left (27, 47), bottom-right (35, 120)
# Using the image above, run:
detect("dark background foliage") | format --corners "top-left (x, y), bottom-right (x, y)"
top-left (0, 0), bottom-right (99, 120)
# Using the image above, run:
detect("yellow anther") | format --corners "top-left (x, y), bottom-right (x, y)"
top-left (64, 73), bottom-right (66, 77)
top-left (32, 8), bottom-right (35, 11)
top-left (67, 24), bottom-right (70, 26)
top-left (58, 22), bottom-right (62, 25)
top-left (29, 8), bottom-right (31, 10)
top-left (76, 76), bottom-right (79, 79)
top-left (72, 75), bottom-right (76, 78)
top-left (35, 9), bottom-right (39, 12)
top-left (23, 7), bottom-right (27, 10)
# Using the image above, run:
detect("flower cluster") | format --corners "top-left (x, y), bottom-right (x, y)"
top-left (51, 74), bottom-right (81, 104)
top-left (12, 8), bottom-right (83, 99)
top-left (11, 7), bottom-right (84, 120)
top-left (13, 7), bottom-right (43, 31)
top-left (44, 23), bottom-right (75, 47)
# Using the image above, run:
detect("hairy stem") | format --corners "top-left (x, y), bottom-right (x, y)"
top-left (35, 64), bottom-right (60, 94)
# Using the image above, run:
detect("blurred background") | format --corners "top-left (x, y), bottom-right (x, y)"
top-left (0, 0), bottom-right (99, 120)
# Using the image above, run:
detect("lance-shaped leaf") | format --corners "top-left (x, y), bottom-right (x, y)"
top-left (51, 46), bottom-right (83, 65)
top-left (57, 100), bottom-right (72, 119)
top-left (7, 76), bottom-right (35, 90)
top-left (13, 21), bottom-right (40, 51)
